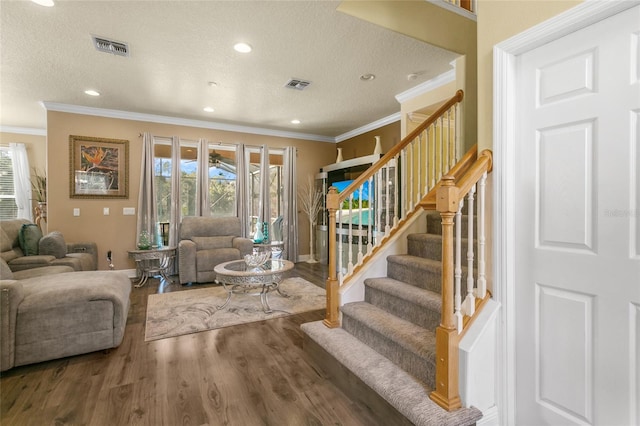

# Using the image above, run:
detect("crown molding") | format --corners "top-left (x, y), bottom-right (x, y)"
top-left (395, 68), bottom-right (456, 104)
top-left (0, 126), bottom-right (47, 136)
top-left (40, 102), bottom-right (336, 143)
top-left (334, 112), bottom-right (401, 143)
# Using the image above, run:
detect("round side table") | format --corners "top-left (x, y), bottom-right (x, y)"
top-left (127, 246), bottom-right (176, 287)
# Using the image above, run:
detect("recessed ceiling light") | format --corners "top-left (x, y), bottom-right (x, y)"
top-left (84, 90), bottom-right (100, 96)
top-left (31, 0), bottom-right (54, 6)
top-left (360, 73), bottom-right (376, 82)
top-left (233, 42), bottom-right (252, 53)
top-left (291, 119), bottom-right (301, 124)
top-left (203, 106), bottom-right (215, 112)
top-left (207, 81), bottom-right (218, 87)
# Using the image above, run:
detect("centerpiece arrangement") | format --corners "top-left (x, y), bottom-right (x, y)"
top-left (244, 250), bottom-right (270, 269)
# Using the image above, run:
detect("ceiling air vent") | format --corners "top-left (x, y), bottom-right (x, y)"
top-left (92, 35), bottom-right (129, 57)
top-left (284, 78), bottom-right (311, 90)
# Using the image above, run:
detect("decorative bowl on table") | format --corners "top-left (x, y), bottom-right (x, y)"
top-left (244, 251), bottom-right (270, 269)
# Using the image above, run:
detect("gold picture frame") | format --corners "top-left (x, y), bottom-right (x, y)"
top-left (69, 135), bottom-right (129, 199)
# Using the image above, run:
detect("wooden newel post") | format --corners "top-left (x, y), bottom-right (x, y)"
top-left (323, 187), bottom-right (340, 328)
top-left (430, 175), bottom-right (462, 411)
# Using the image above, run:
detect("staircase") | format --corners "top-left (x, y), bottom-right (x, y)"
top-left (301, 210), bottom-right (482, 426)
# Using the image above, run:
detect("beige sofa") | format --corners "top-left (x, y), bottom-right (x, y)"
top-left (0, 258), bottom-right (131, 371)
top-left (1, 219), bottom-right (97, 272)
top-left (178, 216), bottom-right (253, 284)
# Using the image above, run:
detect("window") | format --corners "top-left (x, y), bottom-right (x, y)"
top-left (207, 145), bottom-right (236, 217)
top-left (153, 138), bottom-right (239, 223)
top-left (248, 148), bottom-right (283, 237)
top-left (0, 147), bottom-right (18, 220)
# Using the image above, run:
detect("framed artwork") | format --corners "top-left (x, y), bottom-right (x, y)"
top-left (69, 135), bottom-right (129, 198)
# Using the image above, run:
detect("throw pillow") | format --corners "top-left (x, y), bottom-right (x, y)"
top-left (39, 232), bottom-right (67, 259)
top-left (18, 224), bottom-right (42, 256)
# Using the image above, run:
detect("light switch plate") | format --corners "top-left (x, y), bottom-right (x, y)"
top-left (103, 207), bottom-right (110, 215)
top-left (73, 208), bottom-right (80, 217)
top-left (123, 207), bottom-right (135, 215)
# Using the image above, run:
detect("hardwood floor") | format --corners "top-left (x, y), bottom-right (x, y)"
top-left (0, 262), bottom-right (383, 426)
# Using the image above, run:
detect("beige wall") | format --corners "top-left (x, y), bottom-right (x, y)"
top-left (336, 121), bottom-right (400, 161)
top-left (476, 0), bottom-right (582, 151)
top-left (46, 111), bottom-right (336, 270)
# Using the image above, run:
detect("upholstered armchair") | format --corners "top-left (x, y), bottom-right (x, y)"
top-left (178, 216), bottom-right (253, 284)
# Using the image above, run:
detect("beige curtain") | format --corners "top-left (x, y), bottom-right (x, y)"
top-left (9, 143), bottom-right (32, 221)
top-left (136, 132), bottom-right (158, 247)
top-left (167, 136), bottom-right (181, 248)
top-left (282, 146), bottom-right (298, 261)
top-left (235, 144), bottom-right (250, 237)
top-left (196, 138), bottom-right (210, 216)
top-left (258, 144), bottom-right (271, 240)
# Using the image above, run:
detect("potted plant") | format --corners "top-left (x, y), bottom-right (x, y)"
top-left (298, 176), bottom-right (323, 263)
top-left (31, 169), bottom-right (47, 223)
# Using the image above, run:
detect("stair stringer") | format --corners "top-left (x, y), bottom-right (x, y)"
top-left (339, 208), bottom-right (428, 307)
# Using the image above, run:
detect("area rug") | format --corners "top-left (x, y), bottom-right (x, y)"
top-left (145, 277), bottom-right (325, 341)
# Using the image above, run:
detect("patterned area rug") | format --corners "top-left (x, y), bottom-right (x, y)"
top-left (145, 277), bottom-right (325, 341)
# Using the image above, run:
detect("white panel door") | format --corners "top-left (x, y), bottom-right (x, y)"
top-left (515, 5), bottom-right (640, 425)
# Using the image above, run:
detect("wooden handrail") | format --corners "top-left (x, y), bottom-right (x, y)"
top-left (421, 144), bottom-right (478, 210)
top-left (334, 90), bottom-right (464, 204)
top-left (451, 149), bottom-right (492, 199)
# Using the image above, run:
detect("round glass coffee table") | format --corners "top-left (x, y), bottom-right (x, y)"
top-left (214, 259), bottom-right (294, 313)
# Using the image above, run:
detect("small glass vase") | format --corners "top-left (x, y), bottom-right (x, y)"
top-left (138, 230), bottom-right (151, 250)
top-left (253, 224), bottom-right (264, 244)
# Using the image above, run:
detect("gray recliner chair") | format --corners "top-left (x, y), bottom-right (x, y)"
top-left (178, 216), bottom-right (253, 284)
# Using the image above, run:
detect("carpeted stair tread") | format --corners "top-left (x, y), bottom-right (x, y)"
top-left (301, 321), bottom-right (482, 426)
top-left (341, 302), bottom-right (436, 387)
top-left (386, 254), bottom-right (442, 292)
top-left (342, 302), bottom-right (436, 355)
top-left (408, 233), bottom-right (475, 261)
top-left (364, 277), bottom-right (441, 329)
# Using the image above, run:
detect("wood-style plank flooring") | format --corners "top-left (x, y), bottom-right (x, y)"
top-left (0, 262), bottom-right (383, 426)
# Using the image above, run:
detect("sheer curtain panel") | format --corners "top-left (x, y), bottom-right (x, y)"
top-left (136, 133), bottom-right (157, 246)
top-left (282, 146), bottom-right (298, 261)
top-left (258, 144), bottom-right (271, 240)
top-left (235, 144), bottom-right (250, 237)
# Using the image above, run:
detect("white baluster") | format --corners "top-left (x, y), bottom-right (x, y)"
top-left (477, 172), bottom-right (487, 298)
top-left (348, 194), bottom-right (354, 273)
top-left (400, 149), bottom-right (407, 217)
top-left (367, 176), bottom-right (373, 253)
top-left (423, 129), bottom-right (429, 195)
top-left (463, 185), bottom-right (476, 316)
top-left (447, 107), bottom-right (456, 170)
top-left (417, 132), bottom-right (423, 200)
top-left (408, 141), bottom-right (414, 211)
top-left (439, 116), bottom-right (444, 180)
top-left (384, 165), bottom-right (391, 234)
top-left (357, 185), bottom-right (363, 265)
top-left (454, 103), bottom-right (460, 165)
top-left (429, 125), bottom-right (436, 189)
top-left (337, 209), bottom-right (343, 283)
top-left (376, 169), bottom-right (382, 240)
top-left (454, 200), bottom-right (464, 333)
top-left (393, 155), bottom-right (399, 226)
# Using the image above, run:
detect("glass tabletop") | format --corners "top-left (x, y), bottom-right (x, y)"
top-left (219, 259), bottom-right (291, 273)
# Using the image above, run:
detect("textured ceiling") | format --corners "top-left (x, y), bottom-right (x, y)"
top-left (0, 1), bottom-right (459, 138)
